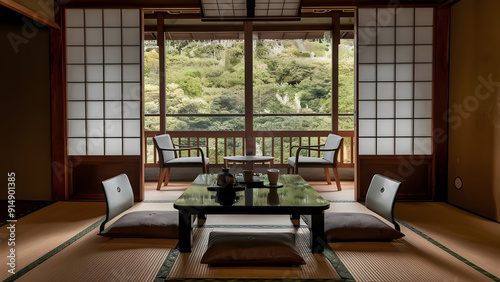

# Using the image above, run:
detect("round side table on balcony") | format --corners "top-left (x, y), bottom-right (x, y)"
top-left (223, 155), bottom-right (274, 170)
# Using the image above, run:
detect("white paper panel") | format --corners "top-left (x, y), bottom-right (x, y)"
top-left (66, 28), bottom-right (85, 45)
top-left (105, 83), bottom-right (121, 100)
top-left (122, 28), bottom-right (140, 45)
top-left (87, 83), bottom-right (103, 100)
top-left (377, 8), bottom-right (395, 26)
top-left (123, 138), bottom-right (141, 155)
top-left (359, 138), bottom-right (376, 155)
top-left (396, 138), bottom-right (413, 155)
top-left (123, 102), bottom-right (140, 118)
top-left (105, 101), bottom-right (122, 118)
top-left (358, 27), bottom-right (377, 45)
top-left (123, 64), bottom-right (140, 81)
top-left (105, 120), bottom-right (122, 137)
top-left (396, 8), bottom-right (414, 26)
top-left (415, 45), bottom-right (433, 62)
top-left (123, 46), bottom-right (141, 64)
top-left (86, 46), bottom-right (103, 63)
top-left (67, 65), bottom-right (85, 82)
top-left (359, 119), bottom-right (376, 137)
top-left (396, 45), bottom-right (413, 63)
top-left (68, 120), bottom-right (86, 137)
top-left (105, 138), bottom-right (122, 155)
top-left (123, 120), bottom-right (141, 137)
top-left (377, 27), bottom-right (395, 45)
top-left (377, 138), bottom-right (394, 155)
top-left (123, 83), bottom-right (141, 100)
top-left (87, 120), bottom-right (104, 137)
top-left (396, 82), bottom-right (413, 99)
top-left (104, 28), bottom-right (122, 45)
top-left (105, 65), bottom-right (121, 82)
top-left (377, 82), bottom-right (394, 100)
top-left (67, 47), bottom-right (85, 64)
top-left (395, 27), bottom-right (413, 44)
top-left (377, 65), bottom-right (394, 82)
top-left (85, 28), bottom-right (103, 45)
top-left (122, 10), bottom-right (140, 27)
top-left (68, 138), bottom-right (86, 155)
top-left (86, 65), bottom-right (103, 82)
top-left (86, 101), bottom-right (103, 118)
top-left (377, 46), bottom-right (395, 63)
top-left (67, 101), bottom-right (86, 119)
top-left (87, 138), bottom-right (104, 155)
top-left (377, 101), bottom-right (394, 118)
top-left (67, 83), bottom-right (85, 100)
top-left (414, 137), bottom-right (432, 155)
top-left (414, 100), bottom-right (432, 118)
top-left (359, 101), bottom-right (376, 118)
top-left (414, 119), bottom-right (432, 136)
top-left (359, 83), bottom-right (376, 100)
top-left (66, 10), bottom-right (84, 27)
top-left (358, 46), bottom-right (376, 63)
top-left (396, 101), bottom-right (413, 118)
top-left (359, 64), bottom-right (376, 81)
top-left (377, 119), bottom-right (394, 136)
top-left (415, 27), bottom-right (433, 44)
top-left (414, 82), bottom-right (432, 99)
top-left (396, 119), bottom-right (413, 136)
top-left (85, 9), bottom-right (102, 27)
top-left (104, 46), bottom-right (122, 63)
top-left (103, 9), bottom-right (121, 27)
top-left (358, 9), bottom-right (376, 27)
top-left (415, 63), bottom-right (433, 81)
top-left (415, 8), bottom-right (433, 26)
top-left (396, 64), bottom-right (413, 81)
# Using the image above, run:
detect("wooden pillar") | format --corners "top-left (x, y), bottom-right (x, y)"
top-left (51, 2), bottom-right (66, 200)
top-left (244, 21), bottom-right (255, 154)
top-left (433, 7), bottom-right (450, 201)
top-left (157, 13), bottom-right (166, 133)
top-left (331, 11), bottom-right (340, 134)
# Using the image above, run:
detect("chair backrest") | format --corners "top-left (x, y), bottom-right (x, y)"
top-left (100, 173), bottom-right (134, 232)
top-left (322, 134), bottom-right (343, 163)
top-left (153, 134), bottom-right (176, 165)
top-left (365, 174), bottom-right (402, 230)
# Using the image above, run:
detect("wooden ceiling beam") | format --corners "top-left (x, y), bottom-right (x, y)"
top-left (1, 0), bottom-right (60, 29)
top-left (145, 24), bottom-right (353, 33)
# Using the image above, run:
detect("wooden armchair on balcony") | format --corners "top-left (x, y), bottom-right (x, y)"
top-left (153, 134), bottom-right (209, 190)
top-left (287, 133), bottom-right (343, 191)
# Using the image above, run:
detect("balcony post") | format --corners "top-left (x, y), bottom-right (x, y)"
top-left (158, 13), bottom-right (166, 133)
top-left (244, 21), bottom-right (255, 154)
top-left (332, 11), bottom-right (340, 134)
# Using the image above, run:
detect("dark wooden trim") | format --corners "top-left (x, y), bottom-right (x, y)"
top-left (433, 6), bottom-right (450, 201)
top-left (1, 0), bottom-right (60, 29)
top-left (51, 2), bottom-right (67, 201)
top-left (145, 24), bottom-right (354, 33)
top-left (244, 21), bottom-right (254, 154)
top-left (331, 11), bottom-right (340, 134)
top-left (157, 13), bottom-right (166, 134)
top-left (139, 8), bottom-right (145, 201)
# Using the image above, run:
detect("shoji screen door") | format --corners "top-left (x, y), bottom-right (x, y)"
top-left (356, 7), bottom-right (435, 200)
top-left (65, 8), bottom-right (143, 200)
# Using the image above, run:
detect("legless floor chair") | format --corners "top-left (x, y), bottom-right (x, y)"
top-left (324, 174), bottom-right (405, 242)
top-left (99, 174), bottom-right (178, 238)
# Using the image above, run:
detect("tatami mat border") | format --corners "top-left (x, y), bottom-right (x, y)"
top-left (4, 217), bottom-right (105, 282)
top-left (397, 219), bottom-right (500, 281)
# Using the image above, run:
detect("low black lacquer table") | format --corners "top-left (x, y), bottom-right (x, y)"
top-left (173, 174), bottom-right (330, 253)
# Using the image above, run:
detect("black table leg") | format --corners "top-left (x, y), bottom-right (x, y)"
top-left (178, 210), bottom-right (193, 253)
top-left (290, 214), bottom-right (301, 227)
top-left (310, 212), bottom-right (325, 253)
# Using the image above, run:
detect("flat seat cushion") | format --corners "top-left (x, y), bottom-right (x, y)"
top-left (201, 232), bottom-right (305, 266)
top-left (324, 212), bottom-right (404, 242)
top-left (99, 210), bottom-right (178, 238)
top-left (287, 157), bottom-right (332, 166)
top-left (164, 156), bottom-right (209, 166)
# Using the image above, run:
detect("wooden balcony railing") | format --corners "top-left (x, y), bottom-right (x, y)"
top-left (144, 130), bottom-right (355, 168)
